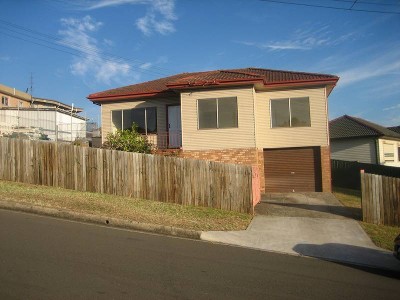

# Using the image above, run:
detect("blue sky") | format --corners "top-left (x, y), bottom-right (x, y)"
top-left (0, 0), bottom-right (399, 126)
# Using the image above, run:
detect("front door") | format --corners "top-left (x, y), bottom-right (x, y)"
top-left (167, 105), bottom-right (182, 148)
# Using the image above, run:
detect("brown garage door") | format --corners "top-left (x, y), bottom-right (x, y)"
top-left (264, 147), bottom-right (322, 193)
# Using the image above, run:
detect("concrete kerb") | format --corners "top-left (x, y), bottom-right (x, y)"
top-left (0, 200), bottom-right (202, 240)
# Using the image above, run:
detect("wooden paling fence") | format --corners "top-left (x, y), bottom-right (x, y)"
top-left (0, 138), bottom-right (256, 213)
top-left (361, 171), bottom-right (400, 226)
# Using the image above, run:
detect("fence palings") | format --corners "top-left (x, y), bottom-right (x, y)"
top-left (361, 171), bottom-right (400, 226)
top-left (0, 137), bottom-right (255, 213)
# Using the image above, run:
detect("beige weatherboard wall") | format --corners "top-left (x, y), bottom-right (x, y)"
top-left (254, 86), bottom-right (329, 148)
top-left (180, 87), bottom-right (256, 150)
top-left (101, 95), bottom-right (180, 143)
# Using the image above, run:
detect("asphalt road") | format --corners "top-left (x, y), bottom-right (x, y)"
top-left (0, 209), bottom-right (398, 300)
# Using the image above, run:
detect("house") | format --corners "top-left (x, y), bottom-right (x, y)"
top-left (388, 126), bottom-right (400, 134)
top-left (0, 83), bottom-right (86, 141)
top-left (88, 68), bottom-right (339, 193)
top-left (330, 115), bottom-right (400, 167)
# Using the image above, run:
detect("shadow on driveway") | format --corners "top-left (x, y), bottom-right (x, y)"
top-left (257, 202), bottom-right (362, 220)
top-left (257, 193), bottom-right (362, 220)
top-left (293, 243), bottom-right (400, 278)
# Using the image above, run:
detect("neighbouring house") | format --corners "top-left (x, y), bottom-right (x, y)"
top-left (388, 126), bottom-right (400, 134)
top-left (88, 68), bottom-right (339, 193)
top-left (0, 83), bottom-right (86, 141)
top-left (330, 115), bottom-right (400, 167)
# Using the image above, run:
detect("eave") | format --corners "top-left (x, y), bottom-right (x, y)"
top-left (88, 91), bottom-right (177, 104)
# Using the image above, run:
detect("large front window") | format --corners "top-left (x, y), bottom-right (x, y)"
top-left (111, 107), bottom-right (157, 134)
top-left (271, 97), bottom-right (311, 128)
top-left (198, 97), bottom-right (238, 129)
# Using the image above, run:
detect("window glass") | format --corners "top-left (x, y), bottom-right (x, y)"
top-left (146, 107), bottom-right (157, 133)
top-left (290, 97), bottom-right (311, 127)
top-left (271, 99), bottom-right (290, 128)
top-left (122, 109), bottom-right (133, 130)
top-left (198, 99), bottom-right (217, 129)
top-left (131, 108), bottom-right (146, 133)
top-left (111, 110), bottom-right (122, 131)
top-left (218, 97), bottom-right (238, 128)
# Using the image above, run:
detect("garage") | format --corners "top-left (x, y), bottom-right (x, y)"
top-left (263, 147), bottom-right (322, 193)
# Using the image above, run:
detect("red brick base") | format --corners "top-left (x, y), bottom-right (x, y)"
top-left (320, 145), bottom-right (332, 192)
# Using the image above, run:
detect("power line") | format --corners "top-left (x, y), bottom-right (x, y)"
top-left (349, 0), bottom-right (358, 10)
top-left (260, 0), bottom-right (400, 14)
top-left (327, 0), bottom-right (400, 6)
top-left (0, 18), bottom-right (172, 76)
top-left (0, 18), bottom-right (174, 78)
top-left (349, 0), bottom-right (357, 10)
top-left (0, 29), bottom-right (171, 79)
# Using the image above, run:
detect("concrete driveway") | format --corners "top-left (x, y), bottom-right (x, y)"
top-left (201, 193), bottom-right (400, 272)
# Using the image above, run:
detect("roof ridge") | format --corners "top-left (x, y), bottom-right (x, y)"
top-left (344, 115), bottom-right (400, 139)
top-left (169, 71), bottom-right (215, 83)
top-left (329, 114), bottom-right (346, 123)
top-left (345, 115), bottom-right (384, 135)
top-left (247, 67), bottom-right (338, 78)
top-left (220, 69), bottom-right (263, 78)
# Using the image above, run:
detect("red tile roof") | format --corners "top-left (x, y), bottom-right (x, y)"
top-left (88, 68), bottom-right (339, 102)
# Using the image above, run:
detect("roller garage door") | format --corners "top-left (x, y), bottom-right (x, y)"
top-left (264, 147), bottom-right (322, 193)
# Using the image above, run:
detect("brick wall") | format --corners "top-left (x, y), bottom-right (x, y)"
top-left (256, 149), bottom-right (265, 193)
top-left (320, 145), bottom-right (332, 192)
top-left (179, 148), bottom-right (265, 193)
top-left (180, 148), bottom-right (257, 165)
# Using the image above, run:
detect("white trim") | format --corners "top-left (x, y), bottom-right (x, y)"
top-left (197, 97), bottom-right (238, 130)
top-left (270, 97), bottom-right (311, 128)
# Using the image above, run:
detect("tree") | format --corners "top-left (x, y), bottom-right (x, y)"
top-left (103, 124), bottom-right (153, 153)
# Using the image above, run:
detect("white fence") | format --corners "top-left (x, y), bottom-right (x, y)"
top-left (0, 109), bottom-right (90, 142)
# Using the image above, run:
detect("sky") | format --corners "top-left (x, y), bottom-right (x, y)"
top-left (0, 0), bottom-right (399, 126)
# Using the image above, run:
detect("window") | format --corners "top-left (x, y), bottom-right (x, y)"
top-left (383, 142), bottom-right (394, 162)
top-left (1, 96), bottom-right (8, 106)
top-left (111, 107), bottom-right (157, 134)
top-left (398, 147), bottom-right (400, 162)
top-left (270, 97), bottom-right (310, 128)
top-left (198, 97), bottom-right (238, 129)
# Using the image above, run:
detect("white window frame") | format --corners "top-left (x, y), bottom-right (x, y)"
top-left (197, 97), bottom-right (238, 130)
top-left (110, 107), bottom-right (157, 135)
top-left (383, 142), bottom-right (395, 162)
top-left (270, 97), bottom-right (311, 128)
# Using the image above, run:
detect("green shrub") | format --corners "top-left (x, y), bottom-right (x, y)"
top-left (72, 138), bottom-right (87, 146)
top-left (103, 124), bottom-right (153, 153)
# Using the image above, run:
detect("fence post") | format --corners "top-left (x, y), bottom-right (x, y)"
top-left (360, 169), bottom-right (365, 222)
top-left (252, 165), bottom-right (261, 213)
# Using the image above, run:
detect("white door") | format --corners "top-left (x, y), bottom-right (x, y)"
top-left (168, 105), bottom-right (182, 148)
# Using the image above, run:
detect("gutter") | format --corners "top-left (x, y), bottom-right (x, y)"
top-left (87, 91), bottom-right (177, 103)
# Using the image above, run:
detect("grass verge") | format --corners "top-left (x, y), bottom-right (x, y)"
top-left (333, 187), bottom-right (399, 251)
top-left (0, 180), bottom-right (252, 232)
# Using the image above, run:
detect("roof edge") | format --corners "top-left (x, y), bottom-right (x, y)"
top-left (165, 78), bottom-right (264, 88)
top-left (88, 91), bottom-right (177, 102)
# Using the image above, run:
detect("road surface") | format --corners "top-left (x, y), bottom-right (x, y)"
top-left (0, 209), bottom-right (398, 299)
